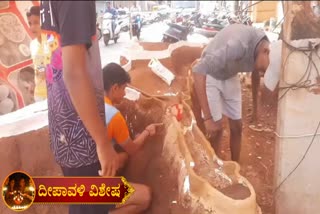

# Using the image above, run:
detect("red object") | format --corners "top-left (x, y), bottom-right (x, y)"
top-left (172, 104), bottom-right (183, 121)
top-left (176, 17), bottom-right (183, 23)
top-left (32, 177), bottom-right (134, 204)
top-left (13, 193), bottom-right (23, 205)
top-left (203, 26), bottom-right (219, 32)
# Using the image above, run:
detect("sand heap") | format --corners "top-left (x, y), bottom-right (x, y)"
top-left (0, 41), bottom-right (261, 214)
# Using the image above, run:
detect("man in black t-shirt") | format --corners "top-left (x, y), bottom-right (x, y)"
top-left (40, 1), bottom-right (151, 214)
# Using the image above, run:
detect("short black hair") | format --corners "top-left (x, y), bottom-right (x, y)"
top-left (103, 63), bottom-right (131, 91)
top-left (19, 66), bottom-right (35, 82)
top-left (254, 36), bottom-right (270, 61)
top-left (26, 6), bottom-right (40, 17)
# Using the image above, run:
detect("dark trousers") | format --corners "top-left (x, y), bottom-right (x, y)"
top-left (111, 19), bottom-right (116, 36)
top-left (61, 162), bottom-right (115, 214)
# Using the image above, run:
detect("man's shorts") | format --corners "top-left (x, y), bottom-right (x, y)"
top-left (205, 74), bottom-right (242, 121)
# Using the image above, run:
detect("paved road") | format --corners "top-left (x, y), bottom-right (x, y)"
top-left (99, 22), bottom-right (168, 66)
top-left (99, 22), bottom-right (209, 67)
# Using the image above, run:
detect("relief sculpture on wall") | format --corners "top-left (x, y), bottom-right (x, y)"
top-left (0, 1), bottom-right (37, 115)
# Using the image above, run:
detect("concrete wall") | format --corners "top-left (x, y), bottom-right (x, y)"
top-left (275, 38), bottom-right (320, 214)
top-left (0, 101), bottom-right (66, 213)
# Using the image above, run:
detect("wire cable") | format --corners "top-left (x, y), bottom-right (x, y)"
top-left (237, 1), bottom-right (264, 14)
top-left (277, 39), bottom-right (320, 102)
top-left (274, 121), bottom-right (320, 193)
top-left (273, 39), bottom-right (320, 190)
top-left (274, 130), bottom-right (320, 139)
top-left (253, 0), bottom-right (320, 195)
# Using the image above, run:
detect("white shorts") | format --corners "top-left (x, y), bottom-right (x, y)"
top-left (204, 74), bottom-right (242, 121)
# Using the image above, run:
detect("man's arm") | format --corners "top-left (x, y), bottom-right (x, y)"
top-left (120, 131), bottom-right (149, 155)
top-left (110, 113), bottom-right (154, 155)
top-left (62, 45), bottom-right (106, 146)
top-left (251, 69), bottom-right (260, 122)
top-left (192, 55), bottom-right (213, 120)
top-left (57, 1), bottom-right (107, 147)
top-left (125, 125), bottom-right (158, 155)
top-left (192, 52), bottom-right (225, 134)
top-left (193, 72), bottom-right (212, 120)
top-left (62, 48), bottom-right (119, 176)
top-left (22, 192), bottom-right (33, 201)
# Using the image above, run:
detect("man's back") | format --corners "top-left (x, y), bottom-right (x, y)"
top-left (198, 24), bottom-right (267, 80)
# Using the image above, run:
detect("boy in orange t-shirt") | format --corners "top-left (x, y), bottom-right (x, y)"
top-left (103, 62), bottom-right (162, 214)
top-left (103, 63), bottom-right (161, 169)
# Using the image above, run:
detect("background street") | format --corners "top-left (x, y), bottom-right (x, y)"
top-left (99, 22), bottom-right (210, 66)
top-left (99, 22), bottom-right (169, 66)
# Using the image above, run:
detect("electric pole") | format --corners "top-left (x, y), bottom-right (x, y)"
top-left (276, 1), bottom-right (320, 214)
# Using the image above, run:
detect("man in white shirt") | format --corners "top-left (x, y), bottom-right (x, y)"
top-left (130, 2), bottom-right (141, 13)
top-left (264, 40), bottom-right (282, 92)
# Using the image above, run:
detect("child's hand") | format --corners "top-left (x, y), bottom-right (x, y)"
top-left (145, 123), bottom-right (163, 137)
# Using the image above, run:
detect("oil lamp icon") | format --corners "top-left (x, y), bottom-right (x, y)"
top-left (13, 190), bottom-right (24, 205)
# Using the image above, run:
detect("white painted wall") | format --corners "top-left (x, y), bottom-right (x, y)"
top-left (275, 39), bottom-right (320, 214)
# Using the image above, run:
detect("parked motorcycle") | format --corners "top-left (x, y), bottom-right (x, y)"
top-left (102, 13), bottom-right (121, 46)
top-left (118, 16), bottom-right (130, 32)
top-left (190, 12), bottom-right (202, 28)
top-left (141, 13), bottom-right (154, 25)
top-left (146, 12), bottom-right (162, 24)
top-left (162, 23), bottom-right (192, 43)
top-left (188, 12), bottom-right (227, 38)
top-left (240, 16), bottom-right (253, 26)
